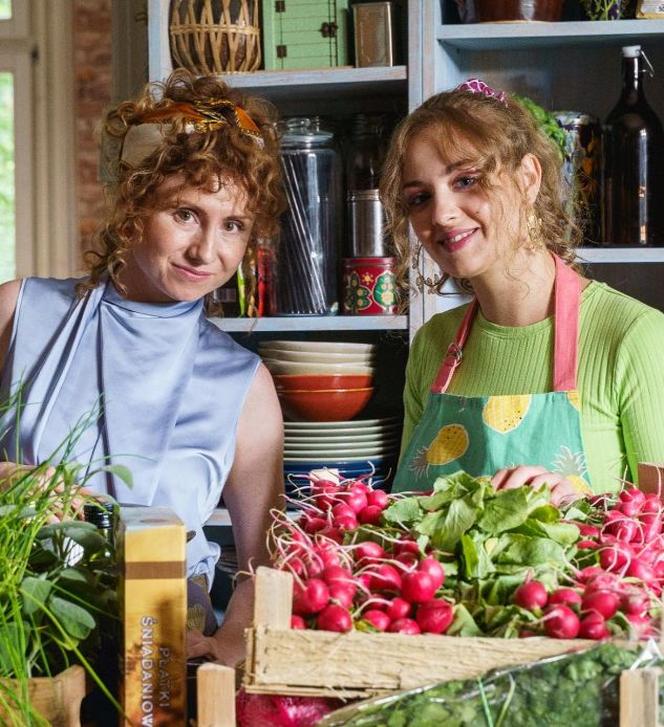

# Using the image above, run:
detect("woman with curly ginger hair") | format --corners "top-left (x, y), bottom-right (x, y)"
top-left (383, 80), bottom-right (664, 499)
top-left (0, 70), bottom-right (286, 665)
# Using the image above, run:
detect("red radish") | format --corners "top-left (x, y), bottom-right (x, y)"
top-left (639, 513), bottom-right (662, 541)
top-left (418, 556), bottom-right (445, 590)
top-left (577, 539), bottom-right (600, 550)
top-left (626, 612), bottom-right (653, 638)
top-left (599, 543), bottom-right (632, 572)
top-left (641, 495), bottom-right (662, 514)
top-left (366, 489), bottom-right (389, 509)
top-left (317, 604), bottom-right (352, 632)
top-left (581, 590), bottom-right (619, 619)
top-left (358, 505), bottom-right (383, 525)
top-left (605, 518), bottom-right (638, 542)
top-left (401, 571), bottom-right (437, 604)
top-left (313, 481), bottom-right (341, 509)
top-left (302, 516), bottom-right (327, 534)
top-left (290, 615), bottom-right (306, 630)
top-left (395, 540), bottom-right (421, 556)
top-left (577, 523), bottom-right (600, 538)
top-left (332, 503), bottom-right (356, 521)
top-left (584, 572), bottom-right (619, 593)
top-left (396, 552), bottom-right (419, 568)
top-left (328, 583), bottom-right (356, 609)
top-left (368, 564), bottom-right (402, 593)
top-left (620, 590), bottom-right (650, 616)
top-left (354, 540), bottom-right (385, 564)
top-left (387, 618), bottom-right (421, 635)
top-left (548, 588), bottom-right (582, 607)
top-left (655, 559), bottom-right (664, 579)
top-left (544, 605), bottom-right (580, 639)
top-left (362, 609), bottom-right (390, 632)
top-left (618, 500), bottom-right (641, 518)
top-left (349, 481), bottom-right (371, 495)
top-left (321, 565), bottom-right (352, 585)
top-left (620, 488), bottom-right (646, 508)
top-left (344, 485), bottom-right (369, 514)
top-left (385, 597), bottom-right (412, 621)
top-left (335, 514), bottom-right (358, 532)
top-left (578, 612), bottom-right (610, 640)
top-left (513, 581), bottom-right (548, 611)
top-left (320, 526), bottom-right (343, 543)
top-left (293, 579), bottom-right (330, 615)
top-left (416, 599), bottom-right (454, 634)
top-left (577, 566), bottom-right (604, 583)
top-left (316, 548), bottom-right (342, 570)
top-left (626, 559), bottom-right (657, 586)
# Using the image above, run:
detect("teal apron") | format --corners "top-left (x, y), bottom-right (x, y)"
top-left (394, 255), bottom-right (592, 494)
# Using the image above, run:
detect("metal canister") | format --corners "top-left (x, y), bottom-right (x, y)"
top-left (349, 189), bottom-right (389, 257)
top-left (554, 111), bottom-right (602, 244)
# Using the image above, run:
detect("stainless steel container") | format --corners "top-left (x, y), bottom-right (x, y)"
top-left (352, 2), bottom-right (396, 68)
top-left (349, 189), bottom-right (389, 257)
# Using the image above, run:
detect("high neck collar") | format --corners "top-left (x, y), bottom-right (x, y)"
top-left (102, 280), bottom-right (204, 319)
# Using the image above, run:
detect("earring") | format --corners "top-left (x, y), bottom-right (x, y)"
top-left (526, 209), bottom-right (544, 250)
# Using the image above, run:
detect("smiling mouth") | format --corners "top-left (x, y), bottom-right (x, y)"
top-left (440, 229), bottom-right (478, 253)
top-left (173, 263), bottom-right (213, 279)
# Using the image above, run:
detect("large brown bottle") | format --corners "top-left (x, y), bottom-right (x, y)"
top-left (603, 45), bottom-right (664, 246)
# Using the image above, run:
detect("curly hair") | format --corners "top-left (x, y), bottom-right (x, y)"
top-left (380, 87), bottom-right (580, 298)
top-left (79, 69), bottom-right (285, 312)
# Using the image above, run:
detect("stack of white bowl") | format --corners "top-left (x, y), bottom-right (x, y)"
top-left (259, 340), bottom-right (377, 422)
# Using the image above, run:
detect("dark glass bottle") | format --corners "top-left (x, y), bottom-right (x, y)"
top-left (603, 45), bottom-right (664, 246)
top-left (346, 114), bottom-right (387, 191)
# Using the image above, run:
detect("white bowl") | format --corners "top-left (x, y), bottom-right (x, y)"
top-left (284, 432), bottom-right (401, 445)
top-left (264, 359), bottom-right (374, 376)
top-left (284, 453), bottom-right (396, 463)
top-left (259, 348), bottom-right (375, 364)
top-left (284, 445), bottom-right (399, 458)
top-left (284, 438), bottom-right (400, 452)
top-left (283, 417), bottom-right (399, 431)
top-left (260, 341), bottom-right (375, 354)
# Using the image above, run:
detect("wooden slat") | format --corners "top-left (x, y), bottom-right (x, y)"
top-left (620, 669), bottom-right (660, 727)
top-left (197, 664), bottom-right (236, 727)
top-left (254, 566), bottom-right (292, 629)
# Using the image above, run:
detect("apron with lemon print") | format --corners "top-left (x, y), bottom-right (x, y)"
top-left (394, 255), bottom-right (592, 494)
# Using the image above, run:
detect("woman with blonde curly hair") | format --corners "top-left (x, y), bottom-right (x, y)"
top-left (0, 70), bottom-right (285, 665)
top-left (383, 80), bottom-right (664, 498)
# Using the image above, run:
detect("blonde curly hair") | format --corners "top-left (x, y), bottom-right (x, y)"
top-left (380, 87), bottom-right (580, 297)
top-left (79, 69), bottom-right (285, 312)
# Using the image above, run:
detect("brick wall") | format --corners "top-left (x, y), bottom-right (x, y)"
top-left (73, 0), bottom-right (112, 256)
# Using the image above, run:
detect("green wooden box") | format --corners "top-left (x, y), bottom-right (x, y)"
top-left (262, 0), bottom-right (350, 71)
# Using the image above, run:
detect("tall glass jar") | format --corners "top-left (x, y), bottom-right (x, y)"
top-left (274, 117), bottom-right (342, 315)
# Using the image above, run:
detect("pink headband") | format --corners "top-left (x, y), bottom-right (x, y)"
top-left (455, 78), bottom-right (508, 106)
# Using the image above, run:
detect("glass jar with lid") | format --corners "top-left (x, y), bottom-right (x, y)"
top-left (273, 116), bottom-right (343, 315)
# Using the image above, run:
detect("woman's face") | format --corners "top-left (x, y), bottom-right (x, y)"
top-left (402, 127), bottom-right (538, 284)
top-left (121, 175), bottom-right (255, 303)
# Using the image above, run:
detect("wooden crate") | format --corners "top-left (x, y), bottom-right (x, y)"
top-left (261, 0), bottom-right (349, 71)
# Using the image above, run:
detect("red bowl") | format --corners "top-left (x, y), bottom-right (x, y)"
top-left (273, 373), bottom-right (373, 392)
top-left (278, 387), bottom-right (374, 422)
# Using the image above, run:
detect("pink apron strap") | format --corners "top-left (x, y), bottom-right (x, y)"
top-left (431, 299), bottom-right (479, 393)
top-left (430, 254), bottom-right (582, 395)
top-left (552, 253), bottom-right (582, 392)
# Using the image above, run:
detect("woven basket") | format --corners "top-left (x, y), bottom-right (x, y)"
top-left (169, 0), bottom-right (261, 74)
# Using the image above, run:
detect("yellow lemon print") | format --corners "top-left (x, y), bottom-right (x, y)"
top-left (425, 424), bottom-right (469, 465)
top-left (482, 395), bottom-right (531, 434)
top-left (566, 475), bottom-right (592, 494)
top-left (567, 391), bottom-right (581, 411)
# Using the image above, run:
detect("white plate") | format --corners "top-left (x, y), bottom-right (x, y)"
top-left (284, 444), bottom-right (399, 457)
top-left (265, 359), bottom-right (374, 376)
top-left (284, 416), bottom-right (400, 430)
top-left (259, 348), bottom-right (375, 364)
top-left (285, 433), bottom-right (400, 445)
top-left (284, 454), bottom-right (396, 463)
top-left (260, 341), bottom-right (375, 354)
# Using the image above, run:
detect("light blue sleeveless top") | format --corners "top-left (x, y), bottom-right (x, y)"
top-left (0, 277), bottom-right (260, 584)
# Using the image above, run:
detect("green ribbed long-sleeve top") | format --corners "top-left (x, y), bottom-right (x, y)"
top-left (401, 282), bottom-right (664, 493)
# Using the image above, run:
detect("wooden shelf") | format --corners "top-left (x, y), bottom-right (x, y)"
top-left (437, 19), bottom-right (664, 50)
top-left (208, 315), bottom-right (409, 333)
top-left (577, 248), bottom-right (664, 264)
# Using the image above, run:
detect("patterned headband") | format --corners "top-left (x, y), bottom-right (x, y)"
top-left (455, 78), bottom-right (508, 106)
top-left (100, 97), bottom-right (263, 184)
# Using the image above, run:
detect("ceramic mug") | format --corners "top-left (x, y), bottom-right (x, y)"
top-left (342, 257), bottom-right (398, 315)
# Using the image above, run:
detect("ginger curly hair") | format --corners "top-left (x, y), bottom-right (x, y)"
top-left (380, 87), bottom-right (580, 298)
top-left (79, 69), bottom-right (285, 311)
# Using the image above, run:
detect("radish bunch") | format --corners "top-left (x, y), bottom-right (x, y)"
top-left (270, 475), bottom-right (455, 636)
top-left (510, 488), bottom-right (663, 640)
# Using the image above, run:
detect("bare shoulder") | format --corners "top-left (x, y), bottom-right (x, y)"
top-left (238, 362), bottom-right (283, 443)
top-left (0, 279), bottom-right (23, 367)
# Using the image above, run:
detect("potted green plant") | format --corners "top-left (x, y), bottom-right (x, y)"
top-left (0, 430), bottom-right (130, 725)
top-left (580, 0), bottom-right (636, 19)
